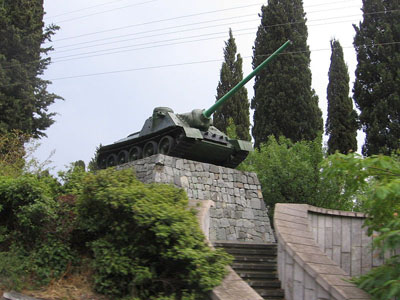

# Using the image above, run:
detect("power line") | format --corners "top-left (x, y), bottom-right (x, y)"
top-left (0, 16), bottom-right (368, 69)
top-left (51, 12), bottom-right (371, 60)
top-left (48, 2), bottom-right (266, 43)
top-left (46, 0), bottom-right (361, 44)
top-left (53, 18), bottom-right (259, 54)
top-left (52, 0), bottom-right (158, 24)
top-left (44, 0), bottom-right (127, 20)
top-left (52, 5), bottom-right (361, 54)
top-left (48, 41), bottom-right (400, 81)
top-left (54, 13), bottom-right (256, 50)
top-left (4, 8), bottom-right (398, 69)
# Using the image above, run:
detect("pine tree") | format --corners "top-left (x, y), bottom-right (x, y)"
top-left (326, 39), bottom-right (358, 154)
top-left (353, 0), bottom-right (400, 156)
top-left (214, 29), bottom-right (251, 141)
top-left (0, 0), bottom-right (61, 137)
top-left (251, 0), bottom-right (322, 148)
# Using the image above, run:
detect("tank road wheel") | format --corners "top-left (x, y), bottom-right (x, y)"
top-left (143, 141), bottom-right (158, 158)
top-left (129, 146), bottom-right (142, 161)
top-left (97, 154), bottom-right (107, 169)
top-left (158, 135), bottom-right (175, 155)
top-left (106, 154), bottom-right (117, 167)
top-left (117, 150), bottom-right (129, 165)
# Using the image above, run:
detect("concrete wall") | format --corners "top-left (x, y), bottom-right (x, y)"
top-left (274, 204), bottom-right (371, 300)
top-left (308, 209), bottom-right (386, 277)
top-left (118, 154), bottom-right (275, 243)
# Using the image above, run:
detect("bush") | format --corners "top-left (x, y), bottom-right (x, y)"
top-left (239, 136), bottom-right (351, 222)
top-left (76, 168), bottom-right (231, 299)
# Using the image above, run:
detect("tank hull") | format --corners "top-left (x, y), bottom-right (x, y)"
top-left (97, 124), bottom-right (252, 169)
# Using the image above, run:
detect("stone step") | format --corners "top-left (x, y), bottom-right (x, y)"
top-left (214, 241), bottom-right (284, 300)
top-left (232, 262), bottom-right (277, 271)
top-left (254, 288), bottom-right (285, 299)
top-left (234, 255), bottom-right (277, 263)
top-left (220, 247), bottom-right (277, 256)
top-left (214, 241), bottom-right (277, 250)
top-left (244, 279), bottom-right (282, 289)
top-left (236, 271), bottom-right (279, 280)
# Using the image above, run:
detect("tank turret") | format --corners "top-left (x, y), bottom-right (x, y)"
top-left (97, 41), bottom-right (291, 169)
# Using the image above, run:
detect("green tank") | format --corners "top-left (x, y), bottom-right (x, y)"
top-left (97, 41), bottom-right (291, 169)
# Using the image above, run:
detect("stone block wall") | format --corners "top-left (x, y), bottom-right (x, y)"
top-left (118, 154), bottom-right (275, 243)
top-left (308, 210), bottom-right (386, 277)
top-left (274, 204), bottom-right (371, 300)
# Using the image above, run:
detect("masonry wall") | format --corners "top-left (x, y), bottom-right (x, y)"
top-left (274, 204), bottom-right (371, 300)
top-left (117, 154), bottom-right (275, 243)
top-left (308, 211), bottom-right (384, 277)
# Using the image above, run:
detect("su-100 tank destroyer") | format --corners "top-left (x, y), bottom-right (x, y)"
top-left (97, 40), bottom-right (291, 169)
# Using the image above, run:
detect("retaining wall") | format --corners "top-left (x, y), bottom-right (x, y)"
top-left (118, 154), bottom-right (275, 242)
top-left (274, 204), bottom-right (371, 300)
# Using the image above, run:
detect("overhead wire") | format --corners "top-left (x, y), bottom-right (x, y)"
top-left (3, 8), bottom-right (398, 70)
top-left (44, 0), bottom-right (128, 20)
top-left (47, 2), bottom-right (266, 42)
top-left (47, 0), bottom-right (361, 43)
top-left (52, 0), bottom-right (158, 24)
top-left (52, 5), bottom-right (362, 54)
top-left (47, 41), bottom-right (400, 81)
top-left (50, 11), bottom-right (378, 61)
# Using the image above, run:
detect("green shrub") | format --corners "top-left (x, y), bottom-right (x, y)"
top-left (0, 174), bottom-right (57, 248)
top-left (0, 174), bottom-right (78, 288)
top-left (239, 136), bottom-right (352, 223)
top-left (77, 168), bottom-right (231, 299)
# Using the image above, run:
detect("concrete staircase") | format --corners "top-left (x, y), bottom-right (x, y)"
top-left (214, 241), bottom-right (285, 300)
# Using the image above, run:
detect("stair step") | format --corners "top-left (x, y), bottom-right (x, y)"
top-left (234, 255), bottom-right (277, 263)
top-left (214, 241), bottom-right (277, 249)
top-left (232, 262), bottom-right (277, 271)
top-left (245, 279), bottom-right (282, 288)
top-left (236, 271), bottom-right (279, 280)
top-left (215, 241), bottom-right (284, 300)
top-left (254, 288), bottom-right (285, 297)
top-left (221, 248), bottom-right (277, 256)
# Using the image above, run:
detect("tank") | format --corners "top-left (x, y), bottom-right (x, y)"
top-left (97, 40), bottom-right (291, 169)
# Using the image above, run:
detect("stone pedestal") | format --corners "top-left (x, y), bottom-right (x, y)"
top-left (118, 154), bottom-right (275, 243)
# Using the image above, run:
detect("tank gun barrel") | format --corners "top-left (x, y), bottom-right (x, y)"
top-left (202, 40), bottom-right (291, 119)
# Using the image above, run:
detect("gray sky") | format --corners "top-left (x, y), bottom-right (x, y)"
top-left (36, 0), bottom-right (363, 172)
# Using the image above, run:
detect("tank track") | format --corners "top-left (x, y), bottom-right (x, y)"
top-left (97, 127), bottom-right (247, 169)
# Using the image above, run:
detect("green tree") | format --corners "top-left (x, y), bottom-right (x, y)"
top-left (239, 136), bottom-right (348, 224)
top-left (353, 0), bottom-right (400, 156)
top-left (214, 29), bottom-right (251, 141)
top-left (251, 0), bottom-right (322, 147)
top-left (326, 39), bottom-right (358, 154)
top-left (0, 0), bottom-right (61, 137)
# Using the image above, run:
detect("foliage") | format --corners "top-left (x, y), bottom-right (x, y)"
top-left (76, 168), bottom-right (231, 299)
top-left (239, 136), bottom-right (351, 223)
top-left (353, 0), bottom-right (400, 156)
top-left (322, 153), bottom-right (400, 298)
top-left (0, 130), bottom-right (29, 177)
top-left (0, 173), bottom-right (77, 289)
top-left (325, 39), bottom-right (358, 155)
top-left (88, 144), bottom-right (102, 172)
top-left (251, 0), bottom-right (323, 147)
top-left (225, 118), bottom-right (238, 139)
top-left (214, 29), bottom-right (251, 141)
top-left (0, 0), bottom-right (62, 137)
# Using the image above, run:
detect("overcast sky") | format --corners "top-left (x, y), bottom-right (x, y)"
top-left (36, 0), bottom-right (363, 172)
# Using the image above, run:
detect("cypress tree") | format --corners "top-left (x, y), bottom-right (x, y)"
top-left (251, 0), bottom-right (322, 148)
top-left (326, 39), bottom-right (358, 154)
top-left (353, 0), bottom-right (400, 155)
top-left (214, 29), bottom-right (251, 141)
top-left (0, 0), bottom-right (61, 137)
